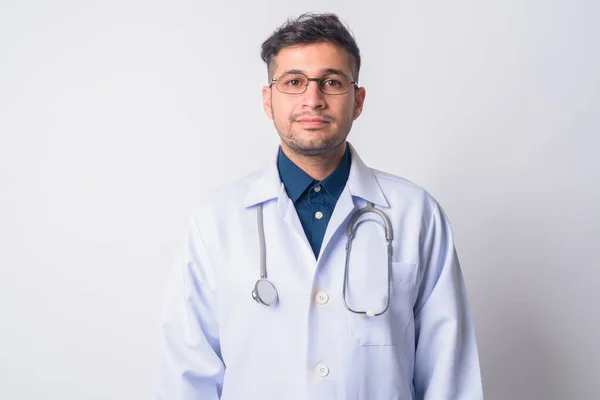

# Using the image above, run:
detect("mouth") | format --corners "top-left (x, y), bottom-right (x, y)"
top-left (295, 118), bottom-right (330, 128)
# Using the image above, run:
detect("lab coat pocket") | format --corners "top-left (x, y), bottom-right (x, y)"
top-left (348, 261), bottom-right (418, 347)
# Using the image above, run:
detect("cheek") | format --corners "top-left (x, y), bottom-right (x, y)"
top-left (272, 99), bottom-right (295, 120)
top-left (334, 99), bottom-right (356, 120)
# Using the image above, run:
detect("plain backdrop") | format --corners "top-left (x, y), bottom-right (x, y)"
top-left (1, 0), bottom-right (598, 399)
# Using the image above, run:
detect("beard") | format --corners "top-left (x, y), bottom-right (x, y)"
top-left (271, 108), bottom-right (353, 157)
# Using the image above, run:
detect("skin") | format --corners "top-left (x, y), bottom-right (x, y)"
top-left (262, 42), bottom-right (366, 181)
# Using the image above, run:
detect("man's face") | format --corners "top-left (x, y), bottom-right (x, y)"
top-left (262, 42), bottom-right (366, 157)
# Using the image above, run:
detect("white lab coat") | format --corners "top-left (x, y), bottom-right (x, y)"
top-left (156, 144), bottom-right (483, 399)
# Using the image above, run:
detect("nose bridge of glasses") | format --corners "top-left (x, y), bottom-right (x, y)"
top-left (302, 77), bottom-right (325, 95)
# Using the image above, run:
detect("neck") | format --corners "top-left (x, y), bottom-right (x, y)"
top-left (280, 142), bottom-right (346, 181)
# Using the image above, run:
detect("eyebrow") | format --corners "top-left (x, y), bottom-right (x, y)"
top-left (279, 68), bottom-right (350, 77)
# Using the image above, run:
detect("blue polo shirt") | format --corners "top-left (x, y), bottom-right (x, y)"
top-left (277, 145), bottom-right (351, 259)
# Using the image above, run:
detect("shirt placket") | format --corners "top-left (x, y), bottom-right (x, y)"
top-left (309, 184), bottom-right (328, 257)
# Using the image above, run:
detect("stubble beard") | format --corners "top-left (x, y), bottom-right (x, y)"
top-left (271, 107), bottom-right (353, 158)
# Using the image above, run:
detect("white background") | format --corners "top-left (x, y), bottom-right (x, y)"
top-left (1, 0), bottom-right (598, 399)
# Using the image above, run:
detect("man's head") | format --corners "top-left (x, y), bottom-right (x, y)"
top-left (261, 13), bottom-right (366, 158)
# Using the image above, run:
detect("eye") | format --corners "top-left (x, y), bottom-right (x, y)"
top-left (282, 75), bottom-right (306, 87)
top-left (323, 79), bottom-right (342, 87)
top-left (285, 79), bottom-right (302, 87)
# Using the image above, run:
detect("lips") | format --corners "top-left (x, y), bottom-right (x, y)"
top-left (297, 118), bottom-right (328, 122)
top-left (295, 118), bottom-right (330, 127)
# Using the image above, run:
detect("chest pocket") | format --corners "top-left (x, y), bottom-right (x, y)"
top-left (347, 261), bottom-right (418, 346)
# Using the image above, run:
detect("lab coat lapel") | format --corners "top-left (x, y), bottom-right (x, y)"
top-left (243, 149), bottom-right (314, 260)
top-left (277, 189), bottom-right (314, 256)
top-left (345, 143), bottom-right (389, 208)
top-left (243, 151), bottom-right (281, 209)
top-left (318, 186), bottom-right (356, 260)
top-left (244, 143), bottom-right (389, 263)
top-left (317, 144), bottom-right (389, 260)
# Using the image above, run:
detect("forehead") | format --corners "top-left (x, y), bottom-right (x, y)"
top-left (273, 42), bottom-right (352, 76)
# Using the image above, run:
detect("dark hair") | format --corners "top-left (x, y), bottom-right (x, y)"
top-left (260, 13), bottom-right (361, 82)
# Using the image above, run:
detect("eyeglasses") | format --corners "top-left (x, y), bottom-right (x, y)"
top-left (270, 72), bottom-right (357, 95)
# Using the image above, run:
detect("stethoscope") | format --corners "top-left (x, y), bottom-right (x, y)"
top-left (252, 201), bottom-right (394, 317)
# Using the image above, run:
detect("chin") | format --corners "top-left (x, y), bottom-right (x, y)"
top-left (288, 137), bottom-right (346, 156)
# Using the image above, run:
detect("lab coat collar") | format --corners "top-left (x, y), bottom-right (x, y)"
top-left (345, 142), bottom-right (389, 208)
top-left (243, 142), bottom-right (388, 208)
top-left (243, 149), bottom-right (283, 208)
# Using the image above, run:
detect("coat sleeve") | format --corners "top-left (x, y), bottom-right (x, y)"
top-left (155, 211), bottom-right (225, 399)
top-left (413, 202), bottom-right (483, 399)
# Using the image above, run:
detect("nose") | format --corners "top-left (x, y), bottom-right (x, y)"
top-left (301, 80), bottom-right (326, 109)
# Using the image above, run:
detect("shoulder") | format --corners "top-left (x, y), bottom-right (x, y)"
top-left (372, 168), bottom-right (426, 193)
top-left (369, 168), bottom-right (456, 246)
top-left (372, 168), bottom-right (438, 211)
top-left (192, 167), bottom-right (266, 219)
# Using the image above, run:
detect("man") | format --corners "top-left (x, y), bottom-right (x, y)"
top-left (156, 13), bottom-right (483, 400)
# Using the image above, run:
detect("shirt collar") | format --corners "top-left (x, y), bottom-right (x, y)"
top-left (243, 142), bottom-right (388, 208)
top-left (276, 147), bottom-right (314, 203)
top-left (277, 144), bottom-right (351, 203)
top-left (317, 144), bottom-right (351, 200)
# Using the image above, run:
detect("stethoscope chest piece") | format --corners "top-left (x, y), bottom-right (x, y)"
top-left (252, 278), bottom-right (278, 306)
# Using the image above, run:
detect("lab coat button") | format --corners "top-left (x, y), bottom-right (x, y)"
top-left (315, 211), bottom-right (323, 219)
top-left (316, 363), bottom-right (329, 377)
top-left (315, 292), bottom-right (329, 305)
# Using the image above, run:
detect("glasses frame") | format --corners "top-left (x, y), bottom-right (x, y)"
top-left (269, 72), bottom-right (358, 95)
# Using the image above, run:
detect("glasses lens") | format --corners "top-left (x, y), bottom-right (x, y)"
top-left (319, 74), bottom-right (352, 95)
top-left (276, 74), bottom-right (308, 94)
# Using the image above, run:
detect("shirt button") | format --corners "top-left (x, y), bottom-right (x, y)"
top-left (313, 186), bottom-right (321, 193)
top-left (316, 363), bottom-right (329, 377)
top-left (315, 292), bottom-right (329, 305)
top-left (315, 211), bottom-right (323, 219)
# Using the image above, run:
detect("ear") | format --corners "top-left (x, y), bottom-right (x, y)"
top-left (262, 86), bottom-right (273, 120)
top-left (352, 86), bottom-right (366, 120)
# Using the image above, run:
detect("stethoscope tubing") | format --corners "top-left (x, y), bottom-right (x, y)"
top-left (253, 201), bottom-right (394, 316)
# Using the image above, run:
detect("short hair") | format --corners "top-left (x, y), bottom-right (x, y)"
top-left (260, 13), bottom-right (361, 82)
